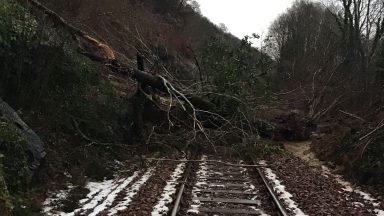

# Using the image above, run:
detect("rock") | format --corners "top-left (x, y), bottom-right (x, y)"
top-left (256, 108), bottom-right (316, 141)
top-left (0, 98), bottom-right (46, 171)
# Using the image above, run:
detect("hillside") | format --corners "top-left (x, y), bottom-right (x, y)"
top-left (1, 0), bottom-right (384, 215)
top-left (0, 0), bottom-right (268, 214)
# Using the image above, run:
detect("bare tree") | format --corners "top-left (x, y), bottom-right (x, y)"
top-left (268, 1), bottom-right (345, 118)
top-left (331, 0), bottom-right (384, 71)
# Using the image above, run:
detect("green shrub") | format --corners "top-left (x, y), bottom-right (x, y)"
top-left (201, 36), bottom-right (273, 113)
top-left (238, 136), bottom-right (284, 160)
top-left (0, 0), bottom-right (128, 144)
top-left (249, 143), bottom-right (284, 160)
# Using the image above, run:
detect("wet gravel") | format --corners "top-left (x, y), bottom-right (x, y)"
top-left (265, 154), bottom-right (384, 216)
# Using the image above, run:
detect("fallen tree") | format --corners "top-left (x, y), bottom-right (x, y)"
top-left (131, 68), bottom-right (215, 111)
top-left (27, 0), bottom-right (216, 112)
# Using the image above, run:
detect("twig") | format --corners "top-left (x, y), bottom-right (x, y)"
top-left (73, 119), bottom-right (93, 143)
top-left (359, 138), bottom-right (373, 158)
top-left (146, 126), bottom-right (155, 145)
top-left (359, 122), bottom-right (384, 141)
top-left (314, 93), bottom-right (344, 119)
top-left (144, 158), bottom-right (266, 167)
top-left (339, 110), bottom-right (365, 122)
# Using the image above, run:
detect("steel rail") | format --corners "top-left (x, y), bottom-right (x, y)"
top-left (253, 159), bottom-right (289, 216)
top-left (171, 153), bottom-right (289, 216)
top-left (170, 152), bottom-right (197, 216)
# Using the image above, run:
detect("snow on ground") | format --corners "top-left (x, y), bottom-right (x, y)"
top-left (151, 161), bottom-right (186, 216)
top-left (75, 179), bottom-right (118, 215)
top-left (376, 209), bottom-right (384, 216)
top-left (260, 160), bottom-right (308, 216)
top-left (87, 171), bottom-right (140, 216)
top-left (108, 168), bottom-right (155, 215)
top-left (321, 165), bottom-right (384, 215)
top-left (43, 170), bottom-right (141, 216)
top-left (187, 155), bottom-right (208, 214)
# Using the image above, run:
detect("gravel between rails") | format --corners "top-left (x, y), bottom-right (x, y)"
top-left (264, 154), bottom-right (384, 216)
top-left (181, 155), bottom-right (277, 216)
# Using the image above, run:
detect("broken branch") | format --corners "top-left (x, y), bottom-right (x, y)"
top-left (339, 110), bottom-right (365, 122)
top-left (144, 158), bottom-right (266, 167)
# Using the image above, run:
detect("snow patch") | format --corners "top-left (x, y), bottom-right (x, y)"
top-left (43, 171), bottom-right (142, 216)
top-left (151, 162), bottom-right (186, 216)
top-left (78, 179), bottom-right (117, 214)
top-left (87, 171), bottom-right (140, 216)
top-left (259, 160), bottom-right (267, 166)
top-left (108, 168), bottom-right (155, 215)
top-left (263, 166), bottom-right (308, 216)
top-left (187, 155), bottom-right (208, 214)
top-left (375, 209), bottom-right (384, 216)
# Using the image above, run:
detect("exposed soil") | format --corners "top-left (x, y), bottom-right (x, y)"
top-left (284, 141), bottom-right (333, 167)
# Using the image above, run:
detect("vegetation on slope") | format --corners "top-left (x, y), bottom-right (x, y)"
top-left (0, 0), bottom-right (136, 213)
top-left (267, 0), bottom-right (384, 185)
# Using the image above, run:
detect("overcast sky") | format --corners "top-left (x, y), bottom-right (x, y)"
top-left (195, 0), bottom-right (295, 40)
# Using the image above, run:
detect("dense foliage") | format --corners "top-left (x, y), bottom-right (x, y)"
top-left (201, 36), bottom-right (274, 113)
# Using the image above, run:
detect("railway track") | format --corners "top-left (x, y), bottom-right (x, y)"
top-left (172, 154), bottom-right (289, 216)
top-left (43, 151), bottom-right (384, 215)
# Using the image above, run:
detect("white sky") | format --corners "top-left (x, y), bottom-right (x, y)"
top-left (195, 0), bottom-right (295, 39)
